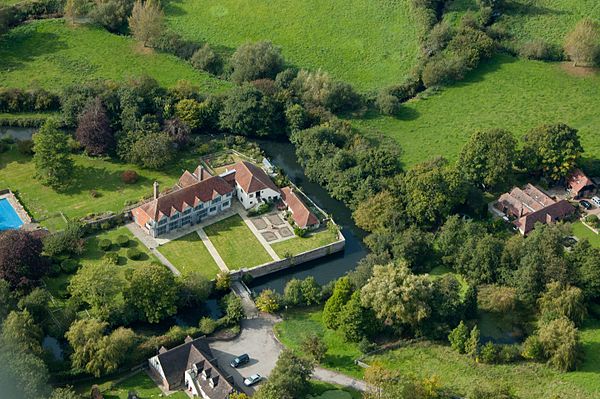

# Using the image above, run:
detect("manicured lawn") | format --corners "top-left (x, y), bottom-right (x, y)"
top-left (572, 220), bottom-right (600, 248)
top-left (352, 55), bottom-right (600, 166)
top-left (101, 371), bottom-right (188, 399)
top-left (0, 147), bottom-right (200, 231)
top-left (158, 232), bottom-right (221, 279)
top-left (204, 214), bottom-right (273, 269)
top-left (429, 265), bottom-right (469, 297)
top-left (0, 19), bottom-right (231, 91)
top-left (274, 307), bottom-right (364, 378)
top-left (81, 226), bottom-right (157, 270)
top-left (165, 0), bottom-right (423, 91)
top-left (367, 319), bottom-right (600, 399)
top-left (271, 229), bottom-right (339, 258)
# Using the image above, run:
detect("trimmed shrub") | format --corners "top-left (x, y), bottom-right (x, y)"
top-left (191, 44), bottom-right (223, 75)
top-left (116, 235), bottom-right (130, 247)
top-left (60, 259), bottom-right (79, 274)
top-left (199, 317), bottom-right (217, 335)
top-left (480, 341), bottom-right (498, 364)
top-left (294, 227), bottom-right (308, 237)
top-left (358, 337), bottom-right (376, 354)
top-left (519, 39), bottom-right (561, 61)
top-left (498, 344), bottom-right (521, 363)
top-left (422, 55), bottom-right (468, 87)
top-left (103, 252), bottom-right (119, 265)
top-left (127, 248), bottom-right (142, 260)
top-left (255, 289), bottom-right (281, 313)
top-left (98, 239), bottom-right (112, 251)
top-left (16, 139), bottom-right (33, 156)
top-left (230, 41), bottom-right (285, 83)
top-left (585, 214), bottom-right (599, 228)
top-left (121, 170), bottom-right (138, 184)
top-left (375, 91), bottom-right (401, 116)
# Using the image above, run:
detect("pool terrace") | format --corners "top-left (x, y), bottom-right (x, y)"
top-left (0, 189), bottom-right (32, 231)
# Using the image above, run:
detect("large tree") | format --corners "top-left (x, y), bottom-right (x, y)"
top-left (90, 0), bottom-right (135, 33)
top-left (1, 310), bottom-right (43, 355)
top-left (230, 41), bottom-right (284, 83)
top-left (76, 97), bottom-right (114, 156)
top-left (128, 131), bottom-right (175, 170)
top-left (457, 129), bottom-right (516, 190)
top-left (323, 277), bottom-right (353, 330)
top-left (68, 262), bottom-right (126, 322)
top-left (538, 282), bottom-right (586, 325)
top-left (255, 350), bottom-right (313, 399)
top-left (33, 119), bottom-right (73, 189)
top-left (65, 318), bottom-right (136, 377)
top-left (0, 230), bottom-right (47, 289)
top-left (128, 0), bottom-right (164, 47)
top-left (125, 263), bottom-right (178, 323)
top-left (564, 18), bottom-right (600, 67)
top-left (537, 317), bottom-right (580, 371)
top-left (0, 335), bottom-right (51, 399)
top-left (361, 262), bottom-right (433, 332)
top-left (520, 123), bottom-right (583, 181)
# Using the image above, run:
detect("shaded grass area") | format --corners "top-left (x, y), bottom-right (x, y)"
top-left (572, 221), bottom-right (600, 248)
top-left (271, 229), bottom-right (339, 258)
top-left (306, 380), bottom-right (362, 399)
top-left (100, 371), bottom-right (188, 399)
top-left (165, 0), bottom-right (423, 91)
top-left (0, 147), bottom-right (199, 231)
top-left (368, 320), bottom-right (600, 399)
top-left (158, 232), bottom-right (221, 279)
top-left (0, 19), bottom-right (231, 91)
top-left (352, 55), bottom-right (600, 166)
top-left (274, 307), bottom-right (364, 378)
top-left (204, 214), bottom-right (273, 269)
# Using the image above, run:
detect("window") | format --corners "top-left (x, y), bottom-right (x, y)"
top-left (249, 193), bottom-right (255, 198)
top-left (226, 192), bottom-right (232, 198)
top-left (213, 196), bottom-right (221, 203)
top-left (222, 200), bottom-right (230, 208)
top-left (171, 212), bottom-right (180, 220)
top-left (169, 221), bottom-right (179, 229)
top-left (157, 227), bottom-right (167, 235)
top-left (194, 203), bottom-right (204, 211)
top-left (209, 206), bottom-right (217, 213)
top-left (199, 209), bottom-right (208, 216)
top-left (184, 208), bottom-right (192, 215)
top-left (182, 216), bottom-right (191, 224)
top-left (158, 218), bottom-right (167, 226)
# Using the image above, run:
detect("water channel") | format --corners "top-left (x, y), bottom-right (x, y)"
top-left (250, 139), bottom-right (368, 293)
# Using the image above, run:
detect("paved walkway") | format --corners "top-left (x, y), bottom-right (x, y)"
top-left (196, 228), bottom-right (229, 272)
top-left (238, 208), bottom-right (281, 261)
top-left (231, 281), bottom-right (258, 318)
top-left (313, 367), bottom-right (369, 392)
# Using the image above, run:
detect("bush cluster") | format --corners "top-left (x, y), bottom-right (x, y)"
top-left (98, 239), bottom-right (112, 251)
top-left (121, 170), bottom-right (138, 184)
top-left (0, 88), bottom-right (60, 113)
top-left (126, 248), bottom-right (142, 260)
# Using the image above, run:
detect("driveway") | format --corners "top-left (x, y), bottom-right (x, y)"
top-left (209, 317), bottom-right (282, 395)
top-left (209, 315), bottom-right (369, 395)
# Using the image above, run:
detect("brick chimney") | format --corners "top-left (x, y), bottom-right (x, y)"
top-left (153, 181), bottom-right (159, 200)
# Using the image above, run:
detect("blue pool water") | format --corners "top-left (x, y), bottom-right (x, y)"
top-left (0, 198), bottom-right (23, 230)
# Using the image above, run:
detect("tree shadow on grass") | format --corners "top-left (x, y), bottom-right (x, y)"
top-left (0, 31), bottom-right (67, 72)
top-left (504, 0), bottom-right (571, 18)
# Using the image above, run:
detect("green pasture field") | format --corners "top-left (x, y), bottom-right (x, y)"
top-left (203, 214), bottom-right (273, 269)
top-left (0, 146), bottom-right (200, 231)
top-left (0, 19), bottom-right (231, 91)
top-left (353, 55), bottom-right (600, 166)
top-left (368, 319), bottom-right (600, 398)
top-left (165, 0), bottom-right (424, 92)
top-left (157, 232), bottom-right (222, 279)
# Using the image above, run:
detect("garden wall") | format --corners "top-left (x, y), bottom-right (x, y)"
top-left (231, 231), bottom-right (346, 279)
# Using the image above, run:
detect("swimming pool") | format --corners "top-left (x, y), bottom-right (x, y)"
top-left (0, 198), bottom-right (23, 230)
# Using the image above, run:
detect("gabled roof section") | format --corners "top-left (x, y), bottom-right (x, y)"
top-left (230, 161), bottom-right (280, 194)
top-left (138, 174), bottom-right (233, 222)
top-left (179, 166), bottom-right (213, 188)
top-left (567, 169), bottom-right (594, 195)
top-left (281, 187), bottom-right (319, 228)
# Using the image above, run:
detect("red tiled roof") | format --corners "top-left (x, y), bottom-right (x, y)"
top-left (514, 199), bottom-right (574, 235)
top-left (230, 161), bottom-right (280, 194)
top-left (495, 184), bottom-right (555, 218)
top-left (281, 186), bottom-right (319, 228)
top-left (178, 166), bottom-right (212, 188)
top-left (567, 169), bottom-right (594, 195)
top-left (136, 175), bottom-right (233, 222)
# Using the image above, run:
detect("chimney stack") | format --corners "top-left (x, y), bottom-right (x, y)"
top-left (153, 181), bottom-right (159, 200)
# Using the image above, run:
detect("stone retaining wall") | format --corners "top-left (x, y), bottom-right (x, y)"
top-left (231, 231), bottom-right (346, 279)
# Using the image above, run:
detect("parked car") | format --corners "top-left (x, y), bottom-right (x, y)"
top-left (230, 354), bottom-right (250, 368)
top-left (592, 196), bottom-right (600, 207)
top-left (244, 374), bottom-right (262, 386)
top-left (580, 200), bottom-right (593, 210)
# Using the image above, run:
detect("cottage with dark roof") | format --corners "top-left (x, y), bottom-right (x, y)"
top-left (494, 183), bottom-right (575, 235)
top-left (148, 336), bottom-right (234, 399)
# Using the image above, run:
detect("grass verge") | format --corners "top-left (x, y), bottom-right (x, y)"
top-left (572, 220), bottom-right (600, 248)
top-left (271, 229), bottom-right (339, 258)
top-left (158, 232), bottom-right (221, 279)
